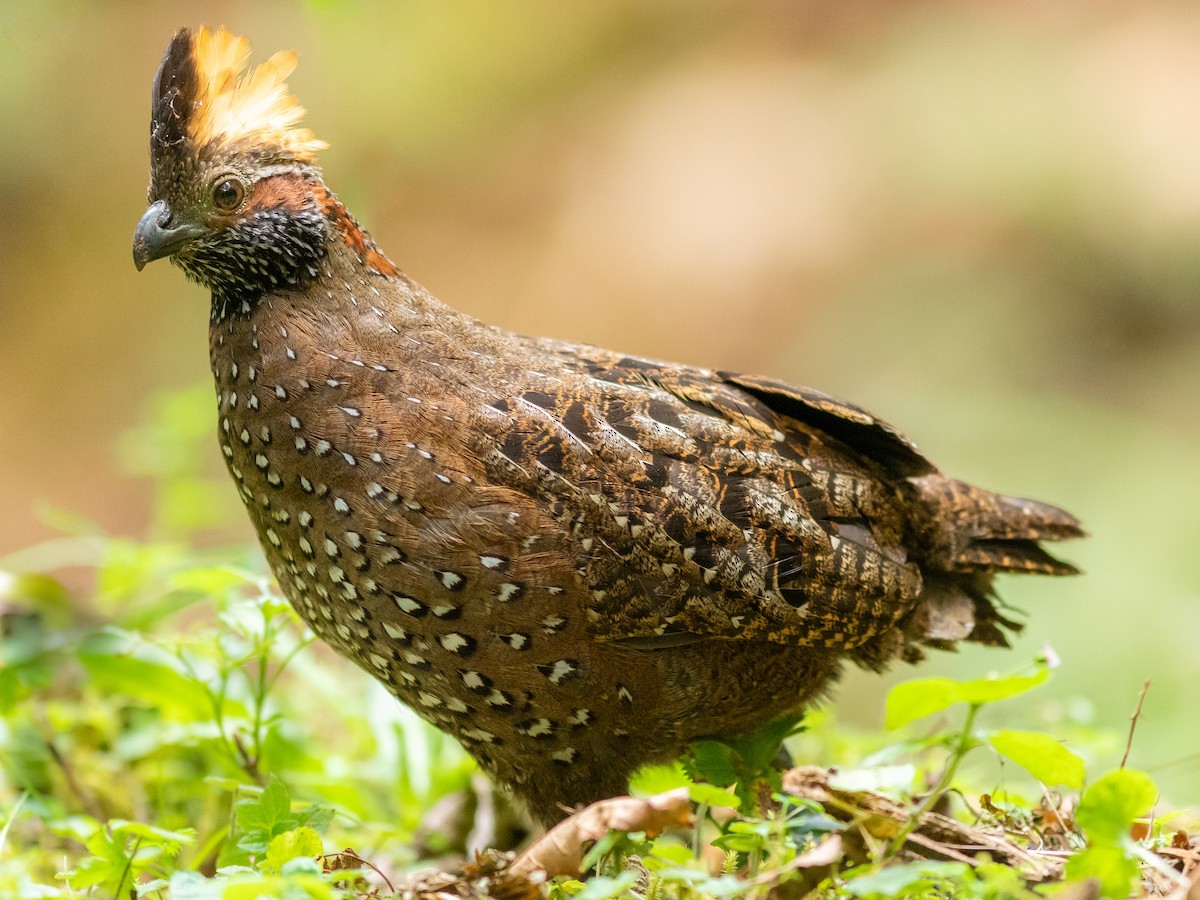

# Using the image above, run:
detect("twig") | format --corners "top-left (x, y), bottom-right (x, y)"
top-left (318, 849), bottom-right (396, 894)
top-left (1120, 679), bottom-right (1151, 769)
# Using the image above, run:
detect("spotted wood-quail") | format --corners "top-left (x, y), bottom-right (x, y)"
top-left (133, 27), bottom-right (1083, 824)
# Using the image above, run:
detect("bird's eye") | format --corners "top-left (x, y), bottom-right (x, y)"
top-left (212, 178), bottom-right (245, 211)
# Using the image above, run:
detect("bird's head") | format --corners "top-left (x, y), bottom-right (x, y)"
top-left (133, 27), bottom-right (369, 310)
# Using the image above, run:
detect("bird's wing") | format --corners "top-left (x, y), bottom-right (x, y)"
top-left (471, 345), bottom-right (933, 650)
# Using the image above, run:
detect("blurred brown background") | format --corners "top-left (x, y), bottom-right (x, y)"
top-left (2, 2), bottom-right (1198, 799)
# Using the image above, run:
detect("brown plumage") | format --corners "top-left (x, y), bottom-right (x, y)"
top-left (133, 27), bottom-right (1083, 824)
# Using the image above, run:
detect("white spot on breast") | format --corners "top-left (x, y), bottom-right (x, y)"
top-left (461, 671), bottom-right (486, 690)
top-left (298, 511), bottom-right (312, 527)
top-left (617, 685), bottom-right (634, 702)
top-left (314, 439), bottom-right (331, 456)
top-left (417, 691), bottom-right (442, 707)
top-left (497, 583), bottom-right (521, 602)
top-left (569, 709), bottom-right (592, 727)
top-left (439, 571), bottom-right (463, 590)
top-left (340, 406), bottom-right (360, 417)
top-left (239, 429), bottom-right (251, 445)
top-left (275, 385), bottom-right (287, 399)
top-left (342, 452), bottom-right (356, 466)
top-left (439, 633), bottom-right (469, 653)
top-left (543, 660), bottom-right (576, 684)
top-left (369, 653), bottom-right (389, 671)
top-left (295, 437), bottom-right (307, 451)
top-left (479, 555), bottom-right (504, 569)
top-left (328, 566), bottom-right (345, 584)
top-left (394, 595), bottom-right (424, 615)
top-left (286, 347), bottom-right (296, 360)
top-left (254, 454), bottom-right (269, 469)
top-left (551, 748), bottom-right (577, 764)
top-left (265, 528), bottom-right (281, 547)
top-left (333, 498), bottom-right (350, 514)
top-left (260, 425), bottom-right (271, 442)
top-left (383, 622), bottom-right (408, 641)
top-left (289, 416), bottom-right (301, 429)
top-left (446, 697), bottom-right (469, 713)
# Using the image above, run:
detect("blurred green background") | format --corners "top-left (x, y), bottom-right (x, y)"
top-left (1, 2), bottom-right (1197, 804)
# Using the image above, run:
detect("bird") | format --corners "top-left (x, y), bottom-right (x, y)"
top-left (133, 26), bottom-right (1083, 825)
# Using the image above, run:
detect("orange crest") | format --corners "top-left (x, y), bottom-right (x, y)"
top-left (186, 26), bottom-right (328, 162)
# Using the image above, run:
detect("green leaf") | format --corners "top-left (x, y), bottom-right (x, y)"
top-left (990, 730), bottom-right (1085, 788)
top-left (77, 651), bottom-right (231, 721)
top-left (571, 872), bottom-right (638, 900)
top-left (168, 870), bottom-right (222, 900)
top-left (1064, 844), bottom-right (1140, 900)
top-left (842, 860), bottom-right (970, 896)
top-left (629, 762), bottom-right (692, 796)
top-left (954, 669), bottom-right (1050, 705)
top-left (259, 775), bottom-right (292, 830)
top-left (886, 666), bottom-right (1050, 728)
top-left (687, 783), bottom-right (741, 809)
top-left (111, 819), bottom-right (196, 846)
top-left (885, 677), bottom-right (961, 729)
top-left (689, 740), bottom-right (738, 788)
top-left (265, 826), bottom-right (323, 874)
top-left (1075, 769), bottom-right (1158, 844)
top-left (726, 714), bottom-right (803, 772)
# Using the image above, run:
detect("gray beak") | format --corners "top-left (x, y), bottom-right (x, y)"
top-left (132, 200), bottom-right (205, 270)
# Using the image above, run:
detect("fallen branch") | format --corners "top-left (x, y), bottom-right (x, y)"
top-left (781, 766), bottom-right (1062, 882)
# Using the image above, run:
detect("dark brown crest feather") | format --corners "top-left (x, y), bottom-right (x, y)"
top-left (150, 28), bottom-right (198, 167)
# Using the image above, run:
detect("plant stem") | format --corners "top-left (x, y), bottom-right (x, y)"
top-left (881, 702), bottom-right (981, 863)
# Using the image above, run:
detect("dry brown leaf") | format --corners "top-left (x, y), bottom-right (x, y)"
top-left (509, 788), bottom-right (693, 879)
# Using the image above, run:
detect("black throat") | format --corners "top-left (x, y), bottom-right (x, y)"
top-left (178, 206), bottom-right (330, 323)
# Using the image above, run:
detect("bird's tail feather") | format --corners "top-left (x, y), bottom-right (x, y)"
top-left (845, 474), bottom-right (1084, 668)
top-left (910, 475), bottom-right (1084, 577)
